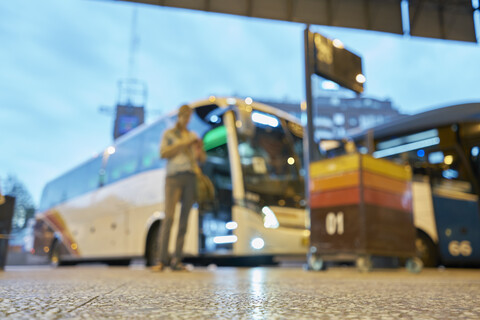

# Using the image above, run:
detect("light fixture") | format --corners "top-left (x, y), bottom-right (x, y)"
top-left (262, 206), bottom-right (279, 229)
top-left (321, 81), bottom-right (339, 90)
top-left (251, 237), bottom-right (265, 250)
top-left (355, 74), bottom-right (366, 84)
top-left (225, 221), bottom-right (238, 230)
top-left (226, 98), bottom-right (237, 105)
top-left (444, 155), bottom-right (454, 165)
top-left (471, 146), bottom-right (479, 157)
top-left (209, 115), bottom-right (220, 123)
top-left (373, 137), bottom-right (440, 158)
top-left (332, 39), bottom-right (344, 49)
top-left (213, 235), bottom-right (238, 244)
top-left (251, 111), bottom-right (279, 128)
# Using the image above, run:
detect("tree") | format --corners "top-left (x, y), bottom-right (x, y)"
top-left (1, 175), bottom-right (36, 230)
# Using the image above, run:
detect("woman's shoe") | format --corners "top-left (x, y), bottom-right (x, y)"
top-left (170, 263), bottom-right (188, 271)
top-left (151, 263), bottom-right (165, 272)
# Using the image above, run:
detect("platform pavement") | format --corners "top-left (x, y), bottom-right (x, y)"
top-left (1, 265), bottom-right (480, 319)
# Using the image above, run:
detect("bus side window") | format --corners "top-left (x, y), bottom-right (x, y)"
top-left (428, 149), bottom-right (474, 195)
top-left (104, 134), bottom-right (142, 185)
top-left (139, 122), bottom-right (167, 171)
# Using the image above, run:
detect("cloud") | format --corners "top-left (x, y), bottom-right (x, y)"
top-left (1, 0), bottom-right (480, 205)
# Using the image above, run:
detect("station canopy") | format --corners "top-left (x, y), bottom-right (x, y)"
top-left (118, 0), bottom-right (478, 43)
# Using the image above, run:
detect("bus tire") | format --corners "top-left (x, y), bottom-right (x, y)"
top-left (307, 253), bottom-right (325, 271)
top-left (145, 222), bottom-right (160, 267)
top-left (406, 257), bottom-right (423, 273)
top-left (356, 255), bottom-right (373, 272)
top-left (49, 239), bottom-right (61, 267)
top-left (415, 230), bottom-right (439, 268)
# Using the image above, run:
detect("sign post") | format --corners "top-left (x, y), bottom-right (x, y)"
top-left (303, 26), bottom-right (316, 210)
top-left (303, 26), bottom-right (366, 174)
top-left (303, 26), bottom-right (365, 265)
top-left (303, 26), bottom-right (366, 192)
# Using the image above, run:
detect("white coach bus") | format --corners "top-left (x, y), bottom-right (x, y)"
top-left (33, 97), bottom-right (309, 266)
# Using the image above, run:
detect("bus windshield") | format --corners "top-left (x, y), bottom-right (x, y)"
top-left (236, 110), bottom-right (305, 208)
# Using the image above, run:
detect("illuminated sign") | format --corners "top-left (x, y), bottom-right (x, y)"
top-left (118, 115), bottom-right (139, 134)
top-left (113, 105), bottom-right (145, 139)
top-left (313, 33), bottom-right (364, 94)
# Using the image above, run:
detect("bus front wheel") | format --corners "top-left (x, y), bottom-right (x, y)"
top-left (415, 230), bottom-right (439, 268)
top-left (145, 222), bottom-right (160, 267)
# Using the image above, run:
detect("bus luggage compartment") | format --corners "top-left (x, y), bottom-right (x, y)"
top-left (308, 153), bottom-right (422, 272)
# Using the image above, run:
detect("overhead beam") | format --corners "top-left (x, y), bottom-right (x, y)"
top-left (409, 0), bottom-right (476, 42)
top-left (116, 0), bottom-right (477, 43)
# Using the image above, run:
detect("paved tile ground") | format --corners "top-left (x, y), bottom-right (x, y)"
top-left (1, 265), bottom-right (480, 319)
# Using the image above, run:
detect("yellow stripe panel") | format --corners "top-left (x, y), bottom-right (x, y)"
top-left (310, 171), bottom-right (360, 192)
top-left (362, 155), bottom-right (412, 181)
top-left (310, 153), bottom-right (359, 178)
top-left (362, 171), bottom-right (410, 195)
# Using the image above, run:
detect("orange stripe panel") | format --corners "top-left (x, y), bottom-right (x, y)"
top-left (362, 171), bottom-right (410, 195)
top-left (363, 188), bottom-right (412, 212)
top-left (310, 187), bottom-right (361, 209)
top-left (310, 171), bottom-right (360, 193)
top-left (43, 214), bottom-right (72, 251)
top-left (44, 212), bottom-right (64, 235)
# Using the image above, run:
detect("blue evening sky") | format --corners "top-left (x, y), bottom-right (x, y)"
top-left (1, 0), bottom-right (480, 205)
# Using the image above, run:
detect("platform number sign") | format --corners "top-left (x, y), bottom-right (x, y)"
top-left (326, 212), bottom-right (344, 235)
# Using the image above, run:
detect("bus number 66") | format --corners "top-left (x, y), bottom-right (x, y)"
top-left (448, 240), bottom-right (472, 257)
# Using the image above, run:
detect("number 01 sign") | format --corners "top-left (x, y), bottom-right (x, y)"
top-left (326, 212), bottom-right (344, 235)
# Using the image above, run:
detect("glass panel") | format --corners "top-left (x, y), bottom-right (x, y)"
top-left (104, 134), bottom-right (142, 185)
top-left (236, 110), bottom-right (304, 208)
top-left (286, 120), bottom-right (305, 177)
top-left (138, 120), bottom-right (170, 172)
top-left (201, 142), bottom-right (234, 253)
top-left (66, 156), bottom-right (103, 199)
top-left (380, 142), bottom-right (475, 195)
top-left (39, 155), bottom-right (102, 211)
top-left (429, 150), bottom-right (474, 194)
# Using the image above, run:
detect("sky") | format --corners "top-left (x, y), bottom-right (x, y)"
top-left (1, 0), bottom-right (480, 206)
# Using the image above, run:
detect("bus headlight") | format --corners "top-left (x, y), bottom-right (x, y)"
top-left (251, 237), bottom-right (265, 250)
top-left (262, 206), bottom-right (279, 229)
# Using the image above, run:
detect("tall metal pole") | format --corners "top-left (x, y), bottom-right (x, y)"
top-left (304, 27), bottom-right (316, 164)
top-left (303, 26), bottom-right (315, 227)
